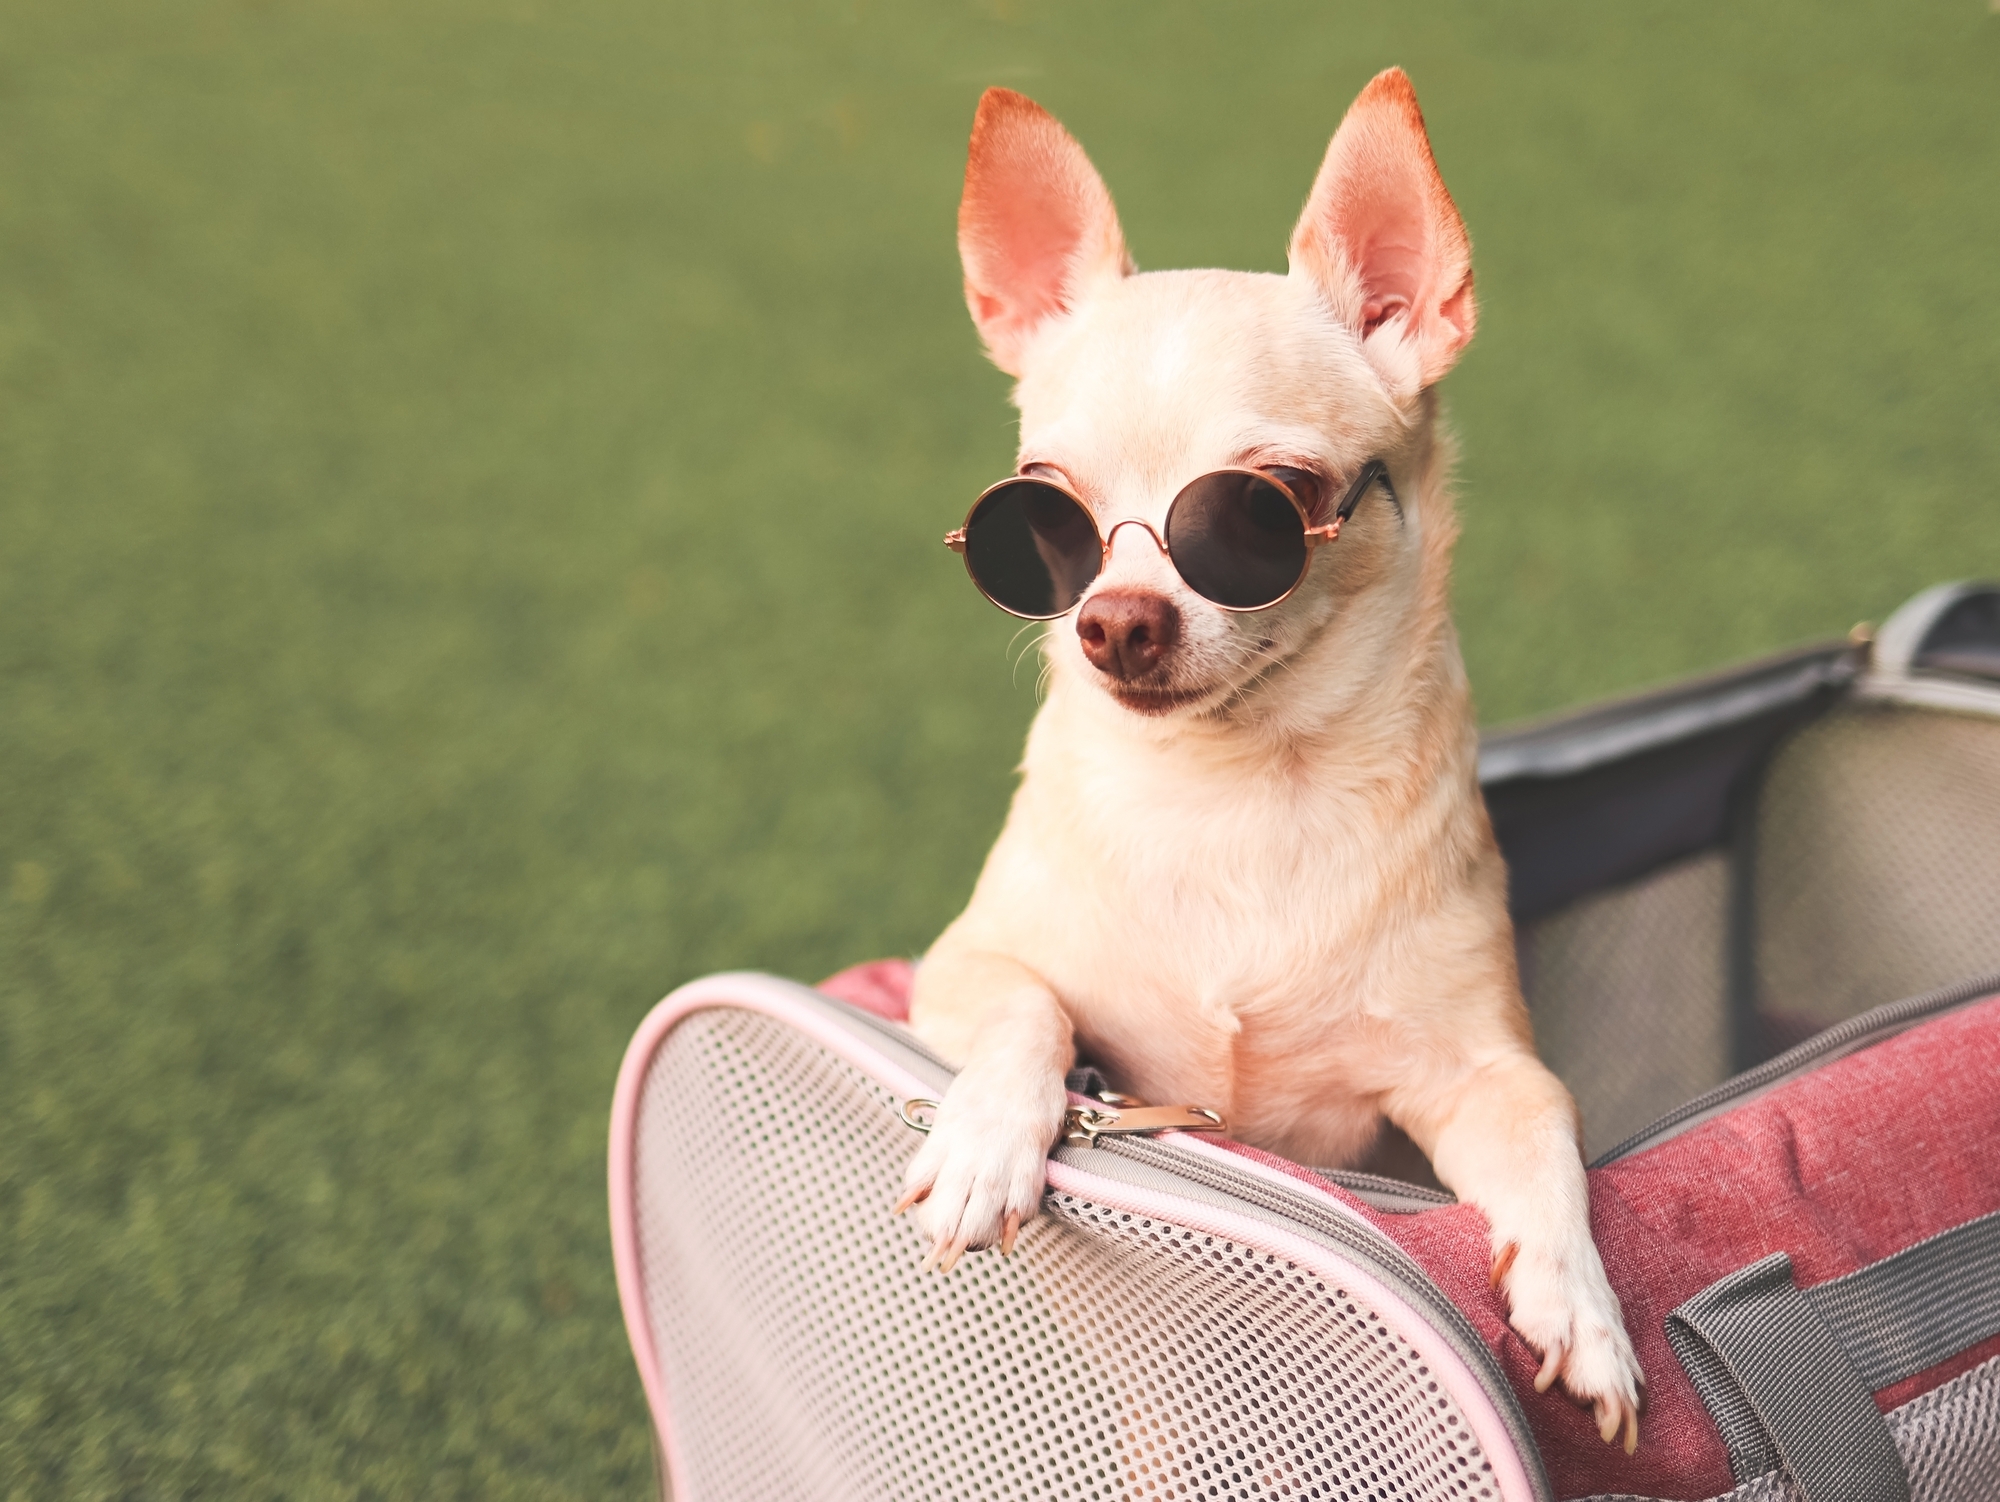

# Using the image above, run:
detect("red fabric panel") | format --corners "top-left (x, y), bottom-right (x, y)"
top-left (822, 960), bottom-right (2000, 1501)
top-left (816, 958), bottom-right (915, 1022)
top-left (1878, 1329), bottom-right (2000, 1414)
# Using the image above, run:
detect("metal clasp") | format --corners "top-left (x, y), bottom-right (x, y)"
top-left (897, 1096), bottom-right (1226, 1145)
top-left (1063, 1102), bottom-right (1226, 1145)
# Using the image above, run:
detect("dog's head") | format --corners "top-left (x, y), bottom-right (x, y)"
top-left (958, 70), bottom-right (1475, 726)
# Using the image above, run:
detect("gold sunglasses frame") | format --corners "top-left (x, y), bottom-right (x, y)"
top-left (944, 459), bottom-right (1393, 620)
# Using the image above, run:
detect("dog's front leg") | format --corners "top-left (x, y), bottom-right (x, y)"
top-left (897, 946), bottom-right (1073, 1272)
top-left (1400, 1056), bottom-right (1645, 1453)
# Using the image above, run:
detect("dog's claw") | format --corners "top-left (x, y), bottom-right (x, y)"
top-left (1533, 1343), bottom-right (1565, 1394)
top-left (1497, 1238), bottom-right (1643, 1446)
top-left (1001, 1211), bottom-right (1021, 1255)
top-left (919, 1236), bottom-right (961, 1273)
top-left (893, 1183), bottom-right (930, 1215)
top-left (1594, 1396), bottom-right (1641, 1452)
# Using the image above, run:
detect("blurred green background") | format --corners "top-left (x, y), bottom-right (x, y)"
top-left (2, 0), bottom-right (1995, 1494)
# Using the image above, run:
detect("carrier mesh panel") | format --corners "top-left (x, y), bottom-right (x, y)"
top-left (1895, 1353), bottom-right (2000, 1502)
top-left (633, 1007), bottom-right (1507, 1502)
top-left (1584, 1352), bottom-right (2000, 1502)
top-left (1520, 853), bottom-right (1732, 1159)
top-left (1754, 705), bottom-right (2000, 1035)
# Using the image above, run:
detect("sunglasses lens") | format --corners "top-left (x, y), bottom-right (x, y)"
top-left (1165, 472), bottom-right (1308, 609)
top-left (962, 479), bottom-right (1102, 617)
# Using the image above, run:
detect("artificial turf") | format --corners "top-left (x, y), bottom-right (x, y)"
top-left (2, 1), bottom-right (1996, 1495)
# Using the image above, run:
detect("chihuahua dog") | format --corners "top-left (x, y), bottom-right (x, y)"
top-left (896, 70), bottom-right (1643, 1452)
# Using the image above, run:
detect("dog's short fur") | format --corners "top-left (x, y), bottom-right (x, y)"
top-left (899, 70), bottom-right (1644, 1450)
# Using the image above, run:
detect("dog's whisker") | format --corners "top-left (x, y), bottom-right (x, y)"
top-left (1006, 620), bottom-right (1042, 667)
top-left (1196, 637), bottom-right (1310, 721)
top-left (1010, 626), bottom-right (1053, 688)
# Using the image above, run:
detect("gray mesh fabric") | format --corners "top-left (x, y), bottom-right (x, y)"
top-left (1895, 1354), bottom-right (2000, 1502)
top-left (1754, 705), bottom-right (2000, 1032)
top-left (1520, 852), bottom-right (1731, 1158)
top-left (1041, 1193), bottom-right (1500, 1501)
top-left (633, 1006), bottom-right (1507, 1502)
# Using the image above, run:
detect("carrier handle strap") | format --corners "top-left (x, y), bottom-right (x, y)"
top-left (1667, 1252), bottom-right (1908, 1502)
top-left (1668, 1211), bottom-right (2000, 1498)
top-left (1807, 1208), bottom-right (2000, 1391)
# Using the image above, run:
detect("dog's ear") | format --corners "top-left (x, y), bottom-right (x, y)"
top-left (959, 89), bottom-right (1132, 376)
top-left (1289, 68), bottom-right (1475, 394)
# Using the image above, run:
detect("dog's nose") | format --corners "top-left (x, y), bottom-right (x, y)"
top-left (1076, 590), bottom-right (1180, 679)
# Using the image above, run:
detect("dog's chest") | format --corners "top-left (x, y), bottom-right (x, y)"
top-left (1014, 756), bottom-right (1402, 1112)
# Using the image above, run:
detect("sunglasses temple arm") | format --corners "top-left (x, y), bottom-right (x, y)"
top-left (1335, 459), bottom-right (1394, 524)
top-left (1302, 460), bottom-right (1395, 547)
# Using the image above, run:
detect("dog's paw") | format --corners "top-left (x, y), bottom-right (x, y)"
top-left (895, 1073), bottom-right (1063, 1272)
top-left (1493, 1237), bottom-right (1645, 1453)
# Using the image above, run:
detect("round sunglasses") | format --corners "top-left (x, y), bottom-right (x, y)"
top-left (944, 459), bottom-right (1394, 619)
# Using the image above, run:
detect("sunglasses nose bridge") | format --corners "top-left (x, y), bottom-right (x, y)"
top-left (1101, 516), bottom-right (1170, 560)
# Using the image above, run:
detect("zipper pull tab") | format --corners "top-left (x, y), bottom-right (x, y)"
top-left (1064, 1103), bottom-right (1226, 1145)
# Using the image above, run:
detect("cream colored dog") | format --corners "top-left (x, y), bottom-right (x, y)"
top-left (898, 69), bottom-right (1644, 1451)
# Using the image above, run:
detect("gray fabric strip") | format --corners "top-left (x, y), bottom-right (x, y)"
top-left (1806, 1210), bottom-right (2000, 1392)
top-left (1668, 1253), bottom-right (1908, 1502)
top-left (1663, 1304), bottom-right (1780, 1481)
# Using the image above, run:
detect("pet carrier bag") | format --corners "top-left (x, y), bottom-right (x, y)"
top-left (609, 580), bottom-right (2000, 1502)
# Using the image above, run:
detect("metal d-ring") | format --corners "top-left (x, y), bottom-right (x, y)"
top-left (900, 1098), bottom-right (939, 1133)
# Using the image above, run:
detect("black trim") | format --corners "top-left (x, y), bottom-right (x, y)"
top-left (1914, 585), bottom-right (2000, 684)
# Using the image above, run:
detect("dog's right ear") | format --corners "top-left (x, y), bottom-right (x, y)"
top-left (959, 89), bottom-right (1132, 377)
top-left (1289, 68), bottom-right (1476, 396)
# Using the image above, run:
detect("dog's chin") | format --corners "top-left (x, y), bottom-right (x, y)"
top-left (1103, 682), bottom-right (1212, 717)
top-left (1094, 652), bottom-right (1282, 719)
top-left (1087, 631), bottom-right (1316, 719)
top-left (1078, 663), bottom-right (1211, 716)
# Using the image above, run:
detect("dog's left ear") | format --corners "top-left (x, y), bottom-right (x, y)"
top-left (1289, 68), bottom-right (1475, 396)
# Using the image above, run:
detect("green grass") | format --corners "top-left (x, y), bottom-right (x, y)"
top-left (2, 1), bottom-right (1995, 1495)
